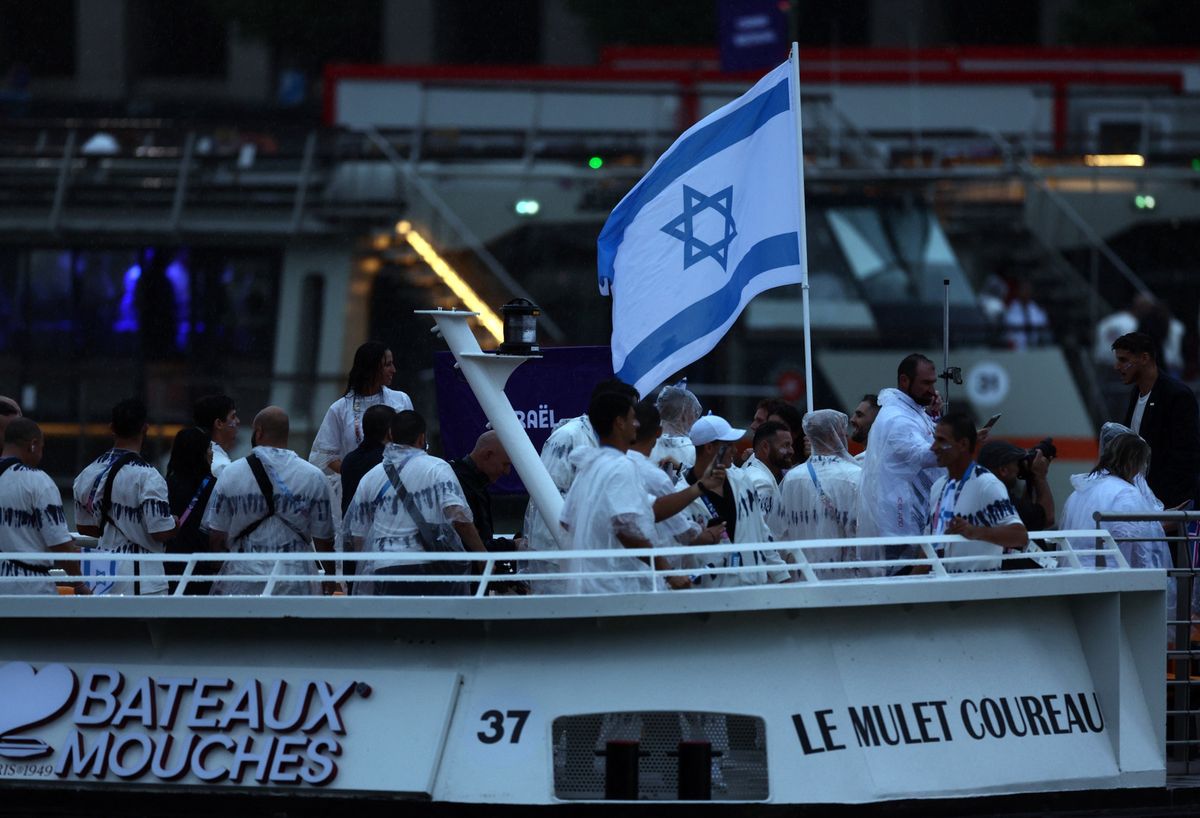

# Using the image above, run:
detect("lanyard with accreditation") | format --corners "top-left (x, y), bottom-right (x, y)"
top-left (932, 462), bottom-right (976, 544)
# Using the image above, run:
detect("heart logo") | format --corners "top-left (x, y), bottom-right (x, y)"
top-left (0, 662), bottom-right (77, 738)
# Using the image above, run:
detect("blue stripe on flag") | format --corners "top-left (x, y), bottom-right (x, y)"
top-left (616, 232), bottom-right (798, 386)
top-left (596, 75), bottom-right (791, 291)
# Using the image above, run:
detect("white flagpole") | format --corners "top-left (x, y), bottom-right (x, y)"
top-left (789, 42), bottom-right (815, 415)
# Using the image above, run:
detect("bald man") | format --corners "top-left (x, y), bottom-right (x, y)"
top-left (0, 418), bottom-right (85, 595)
top-left (202, 406), bottom-right (337, 596)
top-left (451, 430), bottom-right (512, 554)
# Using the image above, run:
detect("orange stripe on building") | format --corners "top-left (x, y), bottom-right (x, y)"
top-left (1001, 437), bottom-right (1099, 461)
top-left (848, 436), bottom-right (1099, 461)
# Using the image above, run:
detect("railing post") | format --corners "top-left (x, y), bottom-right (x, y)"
top-left (919, 541), bottom-right (949, 577)
top-left (262, 558), bottom-right (280, 596)
top-left (290, 130), bottom-right (318, 235)
top-left (169, 131), bottom-right (196, 232)
top-left (48, 130), bottom-right (76, 232)
top-left (409, 84), bottom-right (427, 169)
top-left (788, 543), bottom-right (819, 583)
top-left (522, 91), bottom-right (542, 171)
top-left (475, 558), bottom-right (496, 598)
top-left (1093, 513), bottom-right (1107, 569)
top-left (174, 557), bottom-right (197, 597)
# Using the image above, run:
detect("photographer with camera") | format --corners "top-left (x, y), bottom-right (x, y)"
top-left (977, 438), bottom-right (1057, 531)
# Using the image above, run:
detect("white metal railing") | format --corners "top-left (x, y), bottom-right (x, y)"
top-left (1093, 509), bottom-right (1200, 776)
top-left (0, 528), bottom-right (1134, 598)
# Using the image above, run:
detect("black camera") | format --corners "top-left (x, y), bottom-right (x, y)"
top-left (1017, 437), bottom-right (1057, 480)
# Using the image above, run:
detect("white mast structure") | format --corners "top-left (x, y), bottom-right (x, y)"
top-left (789, 41), bottom-right (815, 415)
top-left (416, 309), bottom-right (565, 545)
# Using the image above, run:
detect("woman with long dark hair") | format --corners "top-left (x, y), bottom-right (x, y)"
top-left (308, 342), bottom-right (413, 506)
top-left (166, 426), bottom-right (218, 594)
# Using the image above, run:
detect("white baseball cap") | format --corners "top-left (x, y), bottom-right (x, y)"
top-left (689, 415), bottom-right (747, 446)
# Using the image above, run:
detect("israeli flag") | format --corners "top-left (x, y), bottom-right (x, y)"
top-left (597, 58), bottom-right (805, 398)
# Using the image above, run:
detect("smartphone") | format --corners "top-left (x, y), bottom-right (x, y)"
top-left (661, 461), bottom-right (681, 482)
top-left (984, 413), bottom-right (1002, 429)
top-left (715, 443), bottom-right (731, 464)
top-left (706, 517), bottom-right (724, 528)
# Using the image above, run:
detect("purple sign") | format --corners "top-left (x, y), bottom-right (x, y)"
top-left (718, 0), bottom-right (789, 73)
top-left (433, 346), bottom-right (614, 494)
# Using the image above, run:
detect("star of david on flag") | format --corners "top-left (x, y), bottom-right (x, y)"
top-left (661, 185), bottom-right (738, 270)
top-left (597, 56), bottom-right (808, 399)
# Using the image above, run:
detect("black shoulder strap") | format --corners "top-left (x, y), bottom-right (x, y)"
top-left (233, 454), bottom-right (276, 542)
top-left (247, 455), bottom-right (275, 515)
top-left (383, 461), bottom-right (449, 553)
top-left (99, 452), bottom-right (140, 535)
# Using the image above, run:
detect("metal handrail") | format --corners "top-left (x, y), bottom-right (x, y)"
top-left (1093, 510), bottom-right (1200, 523)
top-left (1094, 509), bottom-right (1200, 775)
top-left (0, 528), bottom-right (1133, 598)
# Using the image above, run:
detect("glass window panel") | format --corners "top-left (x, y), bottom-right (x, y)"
top-left (76, 248), bottom-right (141, 356)
top-left (0, 248), bottom-right (20, 353)
top-left (828, 205), bottom-right (976, 306)
top-left (25, 249), bottom-right (74, 358)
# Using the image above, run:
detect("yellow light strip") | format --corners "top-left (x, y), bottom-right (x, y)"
top-left (40, 422), bottom-right (185, 438)
top-left (1084, 154), bottom-right (1145, 168)
top-left (395, 220), bottom-right (504, 342)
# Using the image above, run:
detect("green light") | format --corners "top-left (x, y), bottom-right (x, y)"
top-left (1192, 158), bottom-right (1200, 172)
top-left (1134, 194), bottom-right (1156, 210)
top-left (588, 156), bottom-right (604, 170)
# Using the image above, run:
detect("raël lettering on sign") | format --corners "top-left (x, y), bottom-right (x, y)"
top-left (792, 692), bottom-right (1105, 755)
top-left (514, 404), bottom-right (558, 430)
top-left (0, 662), bottom-right (370, 787)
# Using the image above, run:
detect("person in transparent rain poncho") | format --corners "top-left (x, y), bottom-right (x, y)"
top-left (1060, 423), bottom-right (1176, 628)
top-left (626, 400), bottom-right (729, 583)
top-left (522, 379), bottom-right (639, 594)
top-left (855, 355), bottom-right (947, 570)
top-left (779, 409), bottom-right (865, 578)
top-left (558, 392), bottom-right (691, 596)
top-left (650, 380), bottom-right (701, 479)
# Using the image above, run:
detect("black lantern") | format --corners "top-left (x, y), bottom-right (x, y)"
top-left (499, 298), bottom-right (541, 355)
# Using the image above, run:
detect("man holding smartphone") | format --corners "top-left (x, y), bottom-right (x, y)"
top-left (675, 415), bottom-right (789, 587)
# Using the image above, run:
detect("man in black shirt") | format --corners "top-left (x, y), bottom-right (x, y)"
top-left (452, 431), bottom-right (523, 593)
top-left (683, 416), bottom-right (745, 540)
top-left (451, 431), bottom-right (512, 551)
top-left (1113, 331), bottom-right (1200, 507)
top-left (339, 404), bottom-right (396, 517)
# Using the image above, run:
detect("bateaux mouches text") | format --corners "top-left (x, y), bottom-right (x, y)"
top-left (0, 663), bottom-right (371, 787)
top-left (792, 692), bottom-right (1104, 755)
